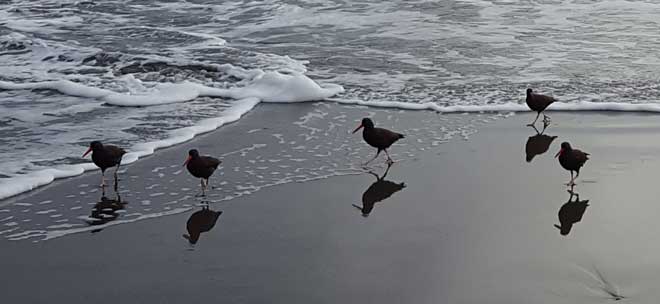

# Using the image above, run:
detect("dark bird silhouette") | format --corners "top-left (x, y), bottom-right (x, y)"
top-left (526, 88), bottom-right (557, 126)
top-left (352, 163), bottom-right (406, 217)
top-left (525, 124), bottom-right (557, 162)
top-left (82, 141), bottom-right (126, 188)
top-left (555, 142), bottom-right (589, 186)
top-left (183, 205), bottom-right (222, 244)
top-left (184, 149), bottom-right (221, 196)
top-left (555, 189), bottom-right (589, 236)
top-left (352, 118), bottom-right (404, 165)
top-left (85, 186), bottom-right (126, 230)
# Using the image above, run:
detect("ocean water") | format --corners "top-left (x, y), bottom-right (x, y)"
top-left (2, 0), bottom-right (660, 199)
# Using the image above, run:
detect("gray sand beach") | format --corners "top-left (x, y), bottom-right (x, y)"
top-left (2, 104), bottom-right (660, 303)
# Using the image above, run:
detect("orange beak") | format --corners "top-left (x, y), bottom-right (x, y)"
top-left (183, 155), bottom-right (192, 166)
top-left (82, 147), bottom-right (92, 157)
top-left (555, 148), bottom-right (563, 158)
top-left (352, 123), bottom-right (363, 134)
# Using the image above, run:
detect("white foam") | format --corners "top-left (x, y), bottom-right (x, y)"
top-left (0, 96), bottom-right (259, 200)
top-left (127, 25), bottom-right (227, 46)
top-left (0, 80), bottom-right (111, 98)
top-left (331, 98), bottom-right (660, 113)
top-left (222, 71), bottom-right (344, 103)
top-left (0, 70), bottom-right (343, 107)
top-left (0, 163), bottom-right (97, 202)
top-left (0, 63), bottom-right (344, 200)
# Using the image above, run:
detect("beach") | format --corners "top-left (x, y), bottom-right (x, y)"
top-left (5, 1), bottom-right (660, 303)
top-left (2, 103), bottom-right (660, 303)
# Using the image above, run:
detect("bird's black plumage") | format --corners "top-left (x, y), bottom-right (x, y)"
top-left (556, 142), bottom-right (589, 185)
top-left (526, 88), bottom-right (557, 126)
top-left (83, 141), bottom-right (126, 187)
top-left (185, 149), bottom-right (221, 196)
top-left (186, 149), bottom-right (221, 179)
top-left (353, 118), bottom-right (404, 164)
top-left (85, 141), bottom-right (126, 172)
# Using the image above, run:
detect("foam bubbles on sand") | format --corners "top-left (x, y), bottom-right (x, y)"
top-left (0, 63), bottom-right (343, 199)
top-left (6, 0), bottom-right (660, 239)
top-left (0, 104), bottom-right (502, 242)
top-left (333, 98), bottom-right (660, 114)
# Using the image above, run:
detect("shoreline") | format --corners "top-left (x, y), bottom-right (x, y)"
top-left (0, 97), bottom-right (261, 201)
top-left (2, 107), bottom-right (660, 302)
top-left (5, 96), bottom-right (660, 202)
top-left (0, 102), bottom-right (499, 241)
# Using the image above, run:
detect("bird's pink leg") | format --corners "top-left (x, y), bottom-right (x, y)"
top-left (364, 150), bottom-right (381, 166)
top-left (194, 179), bottom-right (205, 197)
top-left (566, 171), bottom-right (575, 186)
top-left (100, 171), bottom-right (106, 188)
top-left (203, 179), bottom-right (208, 196)
top-left (527, 112), bottom-right (540, 126)
top-left (384, 149), bottom-right (394, 165)
top-left (572, 171), bottom-right (580, 186)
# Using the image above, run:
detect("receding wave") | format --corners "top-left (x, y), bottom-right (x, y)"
top-left (0, 63), bottom-right (345, 200)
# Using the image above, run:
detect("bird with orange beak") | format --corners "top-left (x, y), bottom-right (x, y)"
top-left (555, 142), bottom-right (589, 186)
top-left (82, 141), bottom-right (126, 188)
top-left (353, 118), bottom-right (404, 165)
top-left (184, 149), bottom-right (221, 196)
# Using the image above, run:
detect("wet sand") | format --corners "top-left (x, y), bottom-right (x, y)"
top-left (2, 105), bottom-right (660, 303)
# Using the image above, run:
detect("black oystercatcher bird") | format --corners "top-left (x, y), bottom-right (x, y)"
top-left (554, 190), bottom-right (589, 236)
top-left (352, 118), bottom-right (404, 165)
top-left (82, 141), bottom-right (126, 188)
top-left (555, 142), bottom-right (589, 186)
top-left (184, 149), bottom-right (221, 196)
top-left (526, 88), bottom-right (557, 126)
top-left (525, 125), bottom-right (557, 162)
top-left (183, 206), bottom-right (222, 245)
top-left (352, 164), bottom-right (406, 217)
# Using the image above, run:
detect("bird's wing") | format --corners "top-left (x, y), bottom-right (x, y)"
top-left (374, 128), bottom-right (404, 146)
top-left (536, 94), bottom-right (557, 106)
top-left (106, 145), bottom-right (126, 158)
top-left (203, 156), bottom-right (222, 169)
top-left (573, 150), bottom-right (589, 164)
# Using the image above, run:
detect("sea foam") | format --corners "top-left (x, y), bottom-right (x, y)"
top-left (0, 70), bottom-right (343, 107)
top-left (0, 66), bottom-right (343, 200)
top-left (331, 99), bottom-right (660, 113)
top-left (4, 64), bottom-right (660, 201)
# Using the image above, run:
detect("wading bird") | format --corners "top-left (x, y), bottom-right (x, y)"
top-left (82, 141), bottom-right (126, 188)
top-left (184, 149), bottom-right (221, 196)
top-left (352, 118), bottom-right (404, 165)
top-left (526, 88), bottom-right (557, 126)
top-left (555, 142), bottom-right (589, 186)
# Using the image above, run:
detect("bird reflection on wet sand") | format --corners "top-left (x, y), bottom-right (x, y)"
top-left (85, 186), bottom-right (127, 232)
top-left (555, 187), bottom-right (589, 236)
top-left (525, 123), bottom-right (557, 163)
top-left (183, 203), bottom-right (222, 245)
top-left (353, 163), bottom-right (406, 217)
